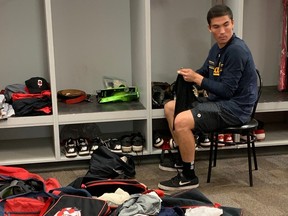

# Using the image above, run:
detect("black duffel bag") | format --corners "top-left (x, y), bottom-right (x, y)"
top-left (86, 145), bottom-right (136, 179)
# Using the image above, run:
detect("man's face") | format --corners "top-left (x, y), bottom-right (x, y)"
top-left (208, 15), bottom-right (234, 48)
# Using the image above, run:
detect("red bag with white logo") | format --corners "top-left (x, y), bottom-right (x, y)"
top-left (41, 194), bottom-right (110, 216)
top-left (0, 166), bottom-right (61, 216)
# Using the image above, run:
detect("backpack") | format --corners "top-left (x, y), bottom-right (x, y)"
top-left (151, 81), bottom-right (174, 108)
top-left (86, 145), bottom-right (136, 179)
top-left (0, 166), bottom-right (61, 216)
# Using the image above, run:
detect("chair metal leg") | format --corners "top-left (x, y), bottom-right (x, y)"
top-left (213, 134), bottom-right (218, 167)
top-left (247, 135), bottom-right (253, 187)
top-left (252, 141), bottom-right (258, 170)
top-left (207, 133), bottom-right (214, 183)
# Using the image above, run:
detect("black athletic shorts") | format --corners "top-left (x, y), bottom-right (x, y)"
top-left (191, 100), bottom-right (242, 133)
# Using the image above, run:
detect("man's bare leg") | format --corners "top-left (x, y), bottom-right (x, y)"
top-left (164, 101), bottom-right (196, 162)
top-left (159, 101), bottom-right (199, 190)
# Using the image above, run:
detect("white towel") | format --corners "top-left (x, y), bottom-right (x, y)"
top-left (185, 206), bottom-right (223, 216)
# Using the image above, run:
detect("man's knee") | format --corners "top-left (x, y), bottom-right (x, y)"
top-left (164, 100), bottom-right (175, 116)
top-left (173, 111), bottom-right (195, 132)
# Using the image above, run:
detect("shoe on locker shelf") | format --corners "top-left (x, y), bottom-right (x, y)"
top-left (153, 130), bottom-right (164, 148)
top-left (131, 132), bottom-right (145, 152)
top-left (224, 134), bottom-right (233, 144)
top-left (89, 137), bottom-right (104, 155)
top-left (169, 135), bottom-right (199, 149)
top-left (240, 129), bottom-right (265, 142)
top-left (120, 135), bottom-right (132, 153)
top-left (254, 120), bottom-right (265, 141)
top-left (77, 137), bottom-right (90, 156)
top-left (216, 134), bottom-right (225, 147)
top-left (160, 138), bottom-right (171, 151)
top-left (104, 138), bottom-right (122, 153)
top-left (254, 129), bottom-right (265, 141)
top-left (64, 138), bottom-right (77, 158)
top-left (169, 138), bottom-right (178, 149)
top-left (199, 134), bottom-right (210, 147)
top-left (254, 119), bottom-right (265, 141)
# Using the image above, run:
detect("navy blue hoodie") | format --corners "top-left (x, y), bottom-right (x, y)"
top-left (197, 34), bottom-right (258, 124)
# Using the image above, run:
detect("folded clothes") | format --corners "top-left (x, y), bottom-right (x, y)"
top-left (0, 94), bottom-right (5, 107)
top-left (97, 188), bottom-right (131, 206)
top-left (0, 94), bottom-right (15, 120)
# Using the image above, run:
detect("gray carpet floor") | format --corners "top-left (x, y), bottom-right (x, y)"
top-left (26, 147), bottom-right (288, 216)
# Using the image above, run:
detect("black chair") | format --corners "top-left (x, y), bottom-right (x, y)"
top-left (207, 69), bottom-right (263, 187)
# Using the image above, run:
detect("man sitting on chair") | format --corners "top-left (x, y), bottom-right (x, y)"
top-left (158, 4), bottom-right (258, 191)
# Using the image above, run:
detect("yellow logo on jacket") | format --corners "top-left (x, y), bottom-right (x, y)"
top-left (213, 67), bottom-right (220, 76)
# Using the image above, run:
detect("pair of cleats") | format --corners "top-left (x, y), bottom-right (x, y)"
top-left (64, 137), bottom-right (91, 157)
top-left (120, 132), bottom-right (144, 153)
top-left (65, 137), bottom-right (105, 158)
top-left (199, 134), bottom-right (233, 147)
top-left (240, 129), bottom-right (265, 142)
top-left (153, 131), bottom-right (178, 150)
top-left (104, 132), bottom-right (145, 153)
top-left (153, 131), bottom-right (199, 150)
top-left (65, 132), bottom-right (145, 157)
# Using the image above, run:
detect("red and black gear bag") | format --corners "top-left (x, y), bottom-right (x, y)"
top-left (41, 195), bottom-right (110, 216)
top-left (68, 177), bottom-right (151, 215)
top-left (0, 166), bottom-right (61, 216)
top-left (40, 187), bottom-right (110, 216)
top-left (68, 176), bottom-right (148, 197)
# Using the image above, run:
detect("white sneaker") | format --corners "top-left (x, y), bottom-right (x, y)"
top-left (199, 134), bottom-right (210, 147)
top-left (169, 138), bottom-right (178, 149)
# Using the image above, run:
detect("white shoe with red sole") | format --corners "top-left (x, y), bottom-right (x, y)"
top-left (254, 129), bottom-right (265, 141)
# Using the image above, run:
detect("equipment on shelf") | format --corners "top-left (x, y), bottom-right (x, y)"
top-left (96, 86), bottom-right (139, 103)
top-left (151, 81), bottom-right (174, 109)
top-left (57, 89), bottom-right (87, 104)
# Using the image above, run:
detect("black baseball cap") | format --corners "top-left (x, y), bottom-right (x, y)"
top-left (25, 77), bottom-right (50, 94)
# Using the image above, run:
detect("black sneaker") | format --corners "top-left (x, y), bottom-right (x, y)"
top-left (104, 138), bottom-right (122, 153)
top-left (199, 134), bottom-right (211, 147)
top-left (131, 132), bottom-right (144, 152)
top-left (120, 135), bottom-right (132, 153)
top-left (76, 137), bottom-right (90, 156)
top-left (89, 137), bottom-right (104, 154)
top-left (158, 173), bottom-right (199, 191)
top-left (153, 131), bottom-right (164, 148)
top-left (159, 160), bottom-right (183, 172)
top-left (64, 138), bottom-right (77, 158)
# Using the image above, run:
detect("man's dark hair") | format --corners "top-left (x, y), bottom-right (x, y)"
top-left (207, 4), bottom-right (233, 25)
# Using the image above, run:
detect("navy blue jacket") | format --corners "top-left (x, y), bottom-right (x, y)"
top-left (197, 34), bottom-right (258, 124)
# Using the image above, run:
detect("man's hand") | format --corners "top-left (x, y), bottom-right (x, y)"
top-left (177, 68), bottom-right (204, 86)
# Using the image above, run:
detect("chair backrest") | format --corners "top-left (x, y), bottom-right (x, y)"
top-left (250, 69), bottom-right (263, 119)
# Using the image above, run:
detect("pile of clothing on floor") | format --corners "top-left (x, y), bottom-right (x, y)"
top-left (0, 164), bottom-right (242, 216)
